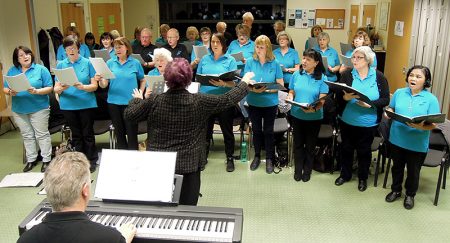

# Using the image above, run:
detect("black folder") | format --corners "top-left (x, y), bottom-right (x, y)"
top-left (384, 109), bottom-right (446, 124)
top-left (195, 70), bottom-right (239, 86)
top-left (250, 82), bottom-right (287, 91)
top-left (325, 81), bottom-right (374, 106)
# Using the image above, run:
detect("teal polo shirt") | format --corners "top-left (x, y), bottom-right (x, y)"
top-left (314, 46), bottom-right (340, 82)
top-left (389, 87), bottom-right (440, 152)
top-left (56, 56), bottom-right (97, 110)
top-left (289, 70), bottom-right (329, 120)
top-left (197, 54), bottom-right (237, 95)
top-left (106, 56), bottom-right (144, 105)
top-left (242, 58), bottom-right (283, 107)
top-left (273, 47), bottom-right (300, 84)
top-left (341, 68), bottom-right (379, 127)
top-left (226, 40), bottom-right (255, 67)
top-left (5, 63), bottom-right (52, 114)
top-left (57, 43), bottom-right (91, 61)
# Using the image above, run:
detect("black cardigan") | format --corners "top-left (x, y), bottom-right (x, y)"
top-left (336, 69), bottom-right (390, 123)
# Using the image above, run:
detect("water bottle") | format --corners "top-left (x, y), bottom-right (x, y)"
top-left (241, 141), bottom-right (248, 162)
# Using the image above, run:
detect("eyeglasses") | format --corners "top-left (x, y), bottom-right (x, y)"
top-left (65, 47), bottom-right (77, 52)
top-left (167, 36), bottom-right (178, 40)
top-left (201, 32), bottom-right (211, 36)
top-left (18, 53), bottom-right (31, 59)
top-left (351, 56), bottom-right (365, 61)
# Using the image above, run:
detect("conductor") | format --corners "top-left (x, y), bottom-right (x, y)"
top-left (17, 152), bottom-right (136, 243)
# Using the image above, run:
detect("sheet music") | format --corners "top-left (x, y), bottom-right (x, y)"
top-left (4, 73), bottom-right (32, 92)
top-left (0, 172), bottom-right (43, 187)
top-left (340, 54), bottom-right (353, 68)
top-left (131, 54), bottom-right (146, 65)
top-left (322, 56), bottom-right (329, 70)
top-left (340, 42), bottom-right (353, 56)
top-left (231, 52), bottom-right (244, 61)
top-left (163, 82), bottom-right (200, 94)
top-left (94, 49), bottom-right (111, 62)
top-left (144, 75), bottom-right (165, 94)
top-left (181, 41), bottom-right (195, 54)
top-left (193, 45), bottom-right (208, 59)
top-left (308, 37), bottom-right (318, 48)
top-left (94, 149), bottom-right (177, 203)
top-left (53, 67), bottom-right (79, 86)
top-left (89, 57), bottom-right (116, 79)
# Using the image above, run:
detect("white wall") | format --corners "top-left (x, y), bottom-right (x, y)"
top-left (33, 0), bottom-right (59, 30)
top-left (286, 0), bottom-right (351, 52)
top-left (0, 0), bottom-right (32, 70)
top-left (123, 0), bottom-right (159, 41)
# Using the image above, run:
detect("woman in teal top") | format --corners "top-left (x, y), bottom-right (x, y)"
top-left (242, 35), bottom-right (284, 174)
top-left (100, 32), bottom-right (116, 59)
top-left (100, 37), bottom-right (145, 150)
top-left (304, 25), bottom-right (322, 50)
top-left (190, 27), bottom-right (211, 69)
top-left (57, 26), bottom-right (90, 61)
top-left (287, 49), bottom-right (328, 182)
top-left (340, 30), bottom-right (377, 72)
top-left (273, 31), bottom-right (299, 90)
top-left (226, 24), bottom-right (255, 69)
top-left (314, 32), bottom-right (340, 82)
top-left (197, 32), bottom-right (238, 172)
top-left (3, 46), bottom-right (53, 172)
top-left (335, 46), bottom-right (389, 192)
top-left (384, 65), bottom-right (440, 210)
top-left (54, 36), bottom-right (100, 172)
top-left (144, 48), bottom-right (173, 98)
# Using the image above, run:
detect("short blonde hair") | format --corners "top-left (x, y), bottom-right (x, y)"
top-left (243, 12), bottom-right (254, 21)
top-left (45, 152), bottom-right (91, 211)
top-left (160, 24), bottom-right (170, 34)
top-left (253, 35), bottom-right (275, 61)
top-left (110, 30), bottom-right (121, 39)
top-left (153, 48), bottom-right (173, 62)
top-left (186, 26), bottom-right (199, 39)
top-left (276, 31), bottom-right (292, 45)
top-left (235, 24), bottom-right (251, 38)
top-left (353, 46), bottom-right (375, 66)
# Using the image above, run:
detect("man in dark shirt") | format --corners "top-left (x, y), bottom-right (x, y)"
top-left (163, 28), bottom-right (189, 62)
top-left (132, 27), bottom-right (157, 74)
top-left (17, 152), bottom-right (136, 243)
top-left (216, 21), bottom-right (233, 46)
top-left (269, 20), bottom-right (295, 49)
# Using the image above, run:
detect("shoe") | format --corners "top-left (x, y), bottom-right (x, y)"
top-left (385, 191), bottom-right (401, 203)
top-left (293, 172), bottom-right (302, 181)
top-left (358, 179), bottom-right (367, 192)
top-left (335, 177), bottom-right (347, 186)
top-left (250, 156), bottom-right (261, 171)
top-left (302, 174), bottom-right (311, 182)
top-left (90, 164), bottom-right (97, 173)
top-left (23, 162), bottom-right (37, 172)
top-left (404, 196), bottom-right (414, 210)
top-left (41, 162), bottom-right (50, 173)
top-left (265, 159), bottom-right (274, 174)
top-left (226, 157), bottom-right (235, 172)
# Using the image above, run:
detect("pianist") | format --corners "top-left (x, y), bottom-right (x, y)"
top-left (17, 152), bottom-right (136, 243)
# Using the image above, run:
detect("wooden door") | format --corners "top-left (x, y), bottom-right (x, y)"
top-left (60, 3), bottom-right (86, 38)
top-left (384, 0), bottom-right (415, 91)
top-left (362, 5), bottom-right (376, 27)
top-left (0, 62), bottom-right (6, 113)
top-left (348, 5), bottom-right (360, 43)
top-left (90, 3), bottom-right (122, 41)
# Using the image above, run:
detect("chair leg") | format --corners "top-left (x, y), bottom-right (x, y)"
top-left (374, 149), bottom-right (382, 187)
top-left (443, 163), bottom-right (447, 190)
top-left (287, 128), bottom-right (293, 167)
top-left (8, 117), bottom-right (17, 130)
top-left (383, 157), bottom-right (392, 189)
top-left (434, 163), bottom-right (444, 206)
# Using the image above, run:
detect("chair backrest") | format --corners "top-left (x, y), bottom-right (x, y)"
top-left (429, 128), bottom-right (448, 151)
top-left (377, 116), bottom-right (391, 141)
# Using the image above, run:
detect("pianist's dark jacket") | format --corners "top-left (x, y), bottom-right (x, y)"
top-left (124, 82), bottom-right (249, 174)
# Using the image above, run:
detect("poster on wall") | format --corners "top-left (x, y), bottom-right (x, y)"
top-left (394, 21), bottom-right (404, 36)
top-left (307, 9), bottom-right (316, 27)
top-left (294, 9), bottom-right (310, 29)
top-left (288, 9), bottom-right (295, 27)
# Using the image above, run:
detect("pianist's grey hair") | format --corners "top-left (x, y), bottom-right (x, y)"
top-left (44, 152), bottom-right (91, 211)
top-left (352, 46), bottom-right (375, 67)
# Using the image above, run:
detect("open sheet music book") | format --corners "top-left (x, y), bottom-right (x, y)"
top-left (193, 45), bottom-right (209, 60)
top-left (340, 54), bottom-right (353, 68)
top-left (4, 73), bottom-right (32, 92)
top-left (53, 67), bottom-right (79, 86)
top-left (286, 93), bottom-right (331, 109)
top-left (322, 56), bottom-right (329, 70)
top-left (89, 57), bottom-right (116, 79)
top-left (340, 42), bottom-right (353, 55)
top-left (325, 81), bottom-right (374, 106)
top-left (249, 81), bottom-right (287, 91)
top-left (131, 54), bottom-right (146, 65)
top-left (195, 70), bottom-right (239, 86)
top-left (93, 49), bottom-right (111, 62)
top-left (95, 149), bottom-right (177, 203)
top-left (384, 109), bottom-right (446, 124)
top-left (230, 52), bottom-right (244, 61)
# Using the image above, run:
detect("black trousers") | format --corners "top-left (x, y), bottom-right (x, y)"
top-left (292, 117), bottom-right (321, 176)
top-left (108, 104), bottom-right (138, 150)
top-left (206, 106), bottom-right (236, 158)
top-left (248, 105), bottom-right (277, 160)
top-left (339, 121), bottom-right (376, 180)
top-left (62, 109), bottom-right (98, 163)
top-left (179, 170), bottom-right (201, 206)
top-left (390, 144), bottom-right (427, 196)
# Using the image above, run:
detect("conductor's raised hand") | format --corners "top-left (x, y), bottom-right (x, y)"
top-left (132, 88), bottom-right (143, 99)
top-left (342, 90), bottom-right (359, 101)
top-left (118, 222), bottom-right (137, 243)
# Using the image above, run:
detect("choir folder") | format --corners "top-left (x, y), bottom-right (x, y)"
top-left (384, 109), bottom-right (446, 124)
top-left (325, 81), bottom-right (374, 106)
top-left (195, 70), bottom-right (239, 86)
top-left (286, 93), bottom-right (331, 109)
